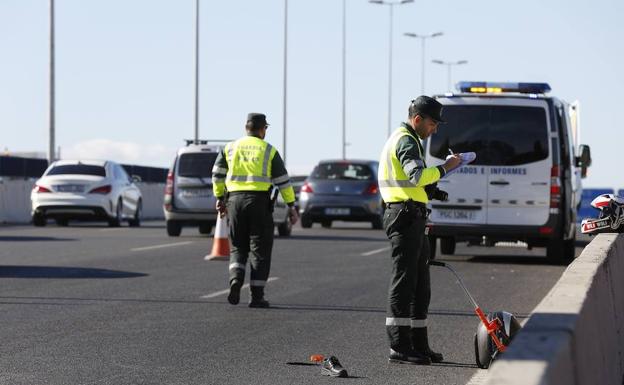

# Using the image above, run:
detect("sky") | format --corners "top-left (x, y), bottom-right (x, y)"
top-left (1, 0), bottom-right (623, 189)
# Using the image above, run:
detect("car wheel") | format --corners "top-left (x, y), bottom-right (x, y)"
top-left (167, 220), bottom-right (182, 237)
top-left (301, 215), bottom-right (313, 229)
top-left (108, 199), bottom-right (123, 227)
top-left (128, 200), bottom-right (142, 227)
top-left (33, 214), bottom-right (46, 227)
top-left (440, 237), bottom-right (456, 255)
top-left (56, 219), bottom-right (69, 227)
top-left (199, 223), bottom-right (213, 235)
top-left (321, 220), bottom-right (332, 228)
top-left (277, 218), bottom-right (292, 237)
top-left (371, 216), bottom-right (383, 230)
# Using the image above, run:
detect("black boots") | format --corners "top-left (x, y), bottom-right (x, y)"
top-left (249, 286), bottom-right (269, 308)
top-left (227, 279), bottom-right (242, 305)
top-left (411, 327), bottom-right (444, 363)
top-left (388, 348), bottom-right (431, 365)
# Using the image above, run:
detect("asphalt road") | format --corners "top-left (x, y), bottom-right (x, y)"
top-left (0, 221), bottom-right (585, 385)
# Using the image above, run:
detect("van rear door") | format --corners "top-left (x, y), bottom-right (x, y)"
top-left (426, 103), bottom-right (488, 226)
top-left (427, 98), bottom-right (551, 227)
top-left (174, 152), bottom-right (218, 211)
top-left (484, 101), bottom-right (551, 226)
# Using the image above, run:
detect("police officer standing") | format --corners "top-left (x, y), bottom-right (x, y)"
top-left (378, 97), bottom-right (461, 365)
top-left (212, 113), bottom-right (299, 308)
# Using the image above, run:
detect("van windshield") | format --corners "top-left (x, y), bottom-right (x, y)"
top-left (429, 105), bottom-right (549, 166)
top-left (178, 153), bottom-right (218, 178)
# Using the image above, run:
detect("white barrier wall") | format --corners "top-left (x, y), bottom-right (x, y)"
top-left (0, 180), bottom-right (165, 224)
top-left (481, 233), bottom-right (624, 385)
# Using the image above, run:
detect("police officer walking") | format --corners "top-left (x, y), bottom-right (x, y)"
top-left (212, 113), bottom-right (299, 308)
top-left (378, 96), bottom-right (461, 364)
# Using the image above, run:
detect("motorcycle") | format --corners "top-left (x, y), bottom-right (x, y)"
top-left (580, 194), bottom-right (624, 235)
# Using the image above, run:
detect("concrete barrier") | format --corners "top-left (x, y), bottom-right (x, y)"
top-left (480, 233), bottom-right (624, 385)
top-left (0, 179), bottom-right (165, 224)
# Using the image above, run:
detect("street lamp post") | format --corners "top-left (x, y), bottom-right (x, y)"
top-left (431, 59), bottom-right (468, 91)
top-left (194, 0), bottom-right (200, 143)
top-left (369, 0), bottom-right (414, 137)
top-left (403, 31), bottom-right (443, 95)
top-left (49, 0), bottom-right (56, 163)
top-left (341, 0), bottom-right (347, 159)
top-left (282, 0), bottom-right (288, 165)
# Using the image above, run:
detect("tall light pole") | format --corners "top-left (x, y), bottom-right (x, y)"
top-left (193, 0), bottom-right (200, 143)
top-left (403, 31), bottom-right (443, 95)
top-left (48, 0), bottom-right (56, 163)
top-left (282, 0), bottom-right (288, 165)
top-left (432, 59), bottom-right (468, 91)
top-left (369, 0), bottom-right (414, 137)
top-left (341, 0), bottom-right (347, 159)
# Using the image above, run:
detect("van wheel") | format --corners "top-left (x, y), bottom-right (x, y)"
top-left (301, 216), bottom-right (313, 229)
top-left (428, 236), bottom-right (437, 260)
top-left (546, 238), bottom-right (575, 264)
top-left (277, 219), bottom-right (292, 237)
top-left (166, 220), bottom-right (182, 237)
top-left (371, 216), bottom-right (383, 230)
top-left (440, 237), bottom-right (456, 255)
top-left (199, 223), bottom-right (213, 235)
top-left (33, 214), bottom-right (46, 227)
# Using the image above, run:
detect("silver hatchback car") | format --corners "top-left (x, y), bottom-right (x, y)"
top-left (163, 140), bottom-right (292, 237)
top-left (298, 159), bottom-right (383, 229)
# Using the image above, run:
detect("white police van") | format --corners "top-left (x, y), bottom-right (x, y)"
top-left (425, 82), bottom-right (591, 263)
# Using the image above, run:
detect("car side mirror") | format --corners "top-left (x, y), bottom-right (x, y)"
top-left (575, 144), bottom-right (591, 178)
top-left (131, 175), bottom-right (142, 183)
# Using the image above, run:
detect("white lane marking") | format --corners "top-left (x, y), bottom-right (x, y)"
top-left (360, 246), bottom-right (391, 256)
top-left (131, 241), bottom-right (194, 252)
top-left (201, 277), bottom-right (280, 299)
top-left (100, 228), bottom-right (126, 232)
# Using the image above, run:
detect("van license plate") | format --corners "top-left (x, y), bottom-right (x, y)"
top-left (325, 208), bottom-right (350, 215)
top-left (438, 209), bottom-right (475, 221)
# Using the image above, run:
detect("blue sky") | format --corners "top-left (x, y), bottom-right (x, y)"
top-left (1, 0), bottom-right (623, 188)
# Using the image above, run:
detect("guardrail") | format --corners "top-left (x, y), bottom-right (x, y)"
top-left (0, 179), bottom-right (165, 223)
top-left (480, 233), bottom-right (624, 385)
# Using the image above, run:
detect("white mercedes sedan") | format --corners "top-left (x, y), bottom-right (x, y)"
top-left (31, 160), bottom-right (142, 227)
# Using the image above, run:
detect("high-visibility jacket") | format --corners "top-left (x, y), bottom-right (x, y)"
top-left (212, 135), bottom-right (295, 204)
top-left (378, 125), bottom-right (442, 203)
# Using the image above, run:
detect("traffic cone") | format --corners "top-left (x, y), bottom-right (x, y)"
top-left (205, 214), bottom-right (230, 261)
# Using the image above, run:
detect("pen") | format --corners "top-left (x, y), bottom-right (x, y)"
top-left (448, 148), bottom-right (454, 155)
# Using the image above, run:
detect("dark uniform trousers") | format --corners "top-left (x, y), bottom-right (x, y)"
top-left (383, 203), bottom-right (431, 352)
top-left (227, 192), bottom-right (274, 300)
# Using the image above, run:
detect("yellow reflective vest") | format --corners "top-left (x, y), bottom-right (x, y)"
top-left (212, 136), bottom-right (296, 204)
top-left (378, 125), bottom-right (442, 203)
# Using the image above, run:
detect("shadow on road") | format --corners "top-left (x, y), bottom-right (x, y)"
top-left (286, 235), bottom-right (385, 243)
top-left (0, 266), bottom-right (147, 279)
top-left (432, 361), bottom-right (479, 369)
top-left (443, 255), bottom-right (560, 266)
top-left (0, 236), bottom-right (76, 242)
